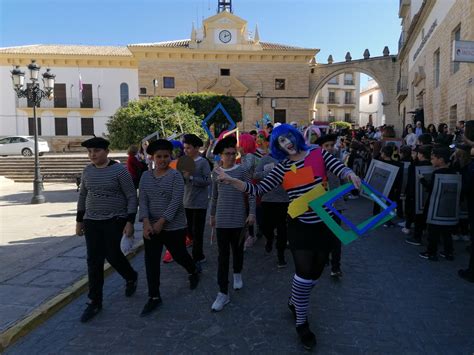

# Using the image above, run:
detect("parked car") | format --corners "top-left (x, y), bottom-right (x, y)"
top-left (0, 136), bottom-right (50, 157)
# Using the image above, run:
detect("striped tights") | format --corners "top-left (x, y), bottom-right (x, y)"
top-left (289, 274), bottom-right (318, 325)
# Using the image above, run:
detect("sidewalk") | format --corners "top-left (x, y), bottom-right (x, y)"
top-left (4, 198), bottom-right (474, 353)
top-left (0, 181), bottom-right (142, 348)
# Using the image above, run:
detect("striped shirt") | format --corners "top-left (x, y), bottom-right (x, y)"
top-left (245, 147), bottom-right (352, 224)
top-left (139, 168), bottom-right (187, 231)
top-left (254, 154), bottom-right (289, 203)
top-left (210, 165), bottom-right (256, 229)
top-left (183, 157), bottom-right (211, 209)
top-left (77, 161), bottom-right (137, 222)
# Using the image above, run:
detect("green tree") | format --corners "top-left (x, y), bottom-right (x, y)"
top-left (106, 97), bottom-right (205, 149)
top-left (174, 92), bottom-right (242, 124)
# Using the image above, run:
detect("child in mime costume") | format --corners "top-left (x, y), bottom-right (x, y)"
top-left (216, 124), bottom-right (360, 350)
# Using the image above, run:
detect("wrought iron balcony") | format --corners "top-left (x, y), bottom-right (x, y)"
top-left (397, 76), bottom-right (408, 100)
top-left (18, 97), bottom-right (101, 109)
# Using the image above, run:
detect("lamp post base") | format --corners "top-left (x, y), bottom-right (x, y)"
top-left (31, 180), bottom-right (45, 204)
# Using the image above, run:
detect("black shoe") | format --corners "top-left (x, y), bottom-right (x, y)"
top-left (277, 259), bottom-right (287, 268)
top-left (125, 278), bottom-right (138, 297)
top-left (80, 302), bottom-right (102, 323)
top-left (458, 269), bottom-right (474, 283)
top-left (195, 262), bottom-right (203, 274)
top-left (296, 321), bottom-right (317, 350)
top-left (330, 267), bottom-right (343, 278)
top-left (140, 297), bottom-right (162, 317)
top-left (189, 272), bottom-right (199, 290)
top-left (288, 298), bottom-right (296, 320)
top-left (439, 252), bottom-right (454, 261)
top-left (419, 251), bottom-right (438, 261)
top-left (405, 237), bottom-right (422, 246)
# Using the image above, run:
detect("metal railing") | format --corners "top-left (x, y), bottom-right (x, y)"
top-left (398, 31), bottom-right (407, 51)
top-left (328, 97), bottom-right (338, 104)
top-left (397, 76), bottom-right (408, 95)
top-left (18, 97), bottom-right (101, 109)
top-left (344, 80), bottom-right (354, 85)
top-left (344, 98), bottom-right (356, 105)
top-left (317, 96), bottom-right (325, 104)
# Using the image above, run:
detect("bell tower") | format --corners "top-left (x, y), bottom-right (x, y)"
top-left (217, 0), bottom-right (232, 13)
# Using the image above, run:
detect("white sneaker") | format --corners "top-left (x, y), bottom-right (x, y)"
top-left (397, 221), bottom-right (406, 227)
top-left (233, 273), bottom-right (243, 290)
top-left (211, 292), bottom-right (230, 311)
top-left (401, 228), bottom-right (411, 235)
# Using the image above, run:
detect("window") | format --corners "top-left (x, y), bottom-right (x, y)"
top-left (344, 73), bottom-right (354, 85)
top-left (274, 109), bottom-right (286, 123)
top-left (345, 91), bottom-right (353, 104)
top-left (452, 25), bottom-right (461, 74)
top-left (55, 117), bottom-right (68, 136)
top-left (120, 83), bottom-right (129, 107)
top-left (328, 76), bottom-right (338, 84)
top-left (163, 77), bottom-right (175, 89)
top-left (344, 113), bottom-right (351, 122)
top-left (449, 105), bottom-right (457, 130)
top-left (328, 91), bottom-right (336, 104)
top-left (28, 117), bottom-right (42, 136)
top-left (81, 84), bottom-right (93, 108)
top-left (433, 49), bottom-right (440, 88)
top-left (140, 87), bottom-right (147, 95)
top-left (220, 68), bottom-right (230, 76)
top-left (275, 79), bottom-right (286, 90)
top-left (368, 114), bottom-right (373, 125)
top-left (81, 117), bottom-right (94, 136)
top-left (54, 83), bottom-right (67, 108)
top-left (369, 94), bottom-right (373, 104)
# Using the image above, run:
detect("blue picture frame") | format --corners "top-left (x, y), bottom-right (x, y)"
top-left (201, 103), bottom-right (236, 140)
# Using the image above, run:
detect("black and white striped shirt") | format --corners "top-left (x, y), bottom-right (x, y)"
top-left (245, 147), bottom-right (352, 224)
top-left (77, 161), bottom-right (137, 222)
top-left (211, 165), bottom-right (256, 229)
top-left (139, 169), bottom-right (187, 231)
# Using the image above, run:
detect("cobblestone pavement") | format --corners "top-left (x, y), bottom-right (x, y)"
top-left (6, 198), bottom-right (474, 354)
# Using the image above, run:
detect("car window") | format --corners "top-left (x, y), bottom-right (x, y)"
top-left (20, 138), bottom-right (28, 142)
top-left (10, 137), bottom-right (22, 143)
top-left (0, 138), bottom-right (10, 144)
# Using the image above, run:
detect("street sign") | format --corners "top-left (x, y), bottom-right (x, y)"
top-left (453, 40), bottom-right (474, 63)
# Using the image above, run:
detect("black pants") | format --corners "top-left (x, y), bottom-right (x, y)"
top-left (84, 218), bottom-right (137, 303)
top-left (427, 224), bottom-right (453, 255)
top-left (261, 202), bottom-right (288, 258)
top-left (329, 215), bottom-right (342, 269)
top-left (287, 219), bottom-right (331, 280)
top-left (185, 208), bottom-right (207, 262)
top-left (216, 228), bottom-right (244, 294)
top-left (144, 228), bottom-right (197, 298)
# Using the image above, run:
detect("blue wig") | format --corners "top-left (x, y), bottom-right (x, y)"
top-left (270, 124), bottom-right (308, 161)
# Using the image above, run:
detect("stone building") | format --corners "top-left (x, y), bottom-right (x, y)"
top-left (313, 72), bottom-right (360, 124)
top-left (397, 0), bottom-right (474, 130)
top-left (129, 10), bottom-right (318, 130)
top-left (359, 78), bottom-right (385, 127)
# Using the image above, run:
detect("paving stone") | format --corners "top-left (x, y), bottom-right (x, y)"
top-left (37, 256), bottom-right (86, 272)
top-left (29, 270), bottom-right (82, 287)
top-left (60, 246), bottom-right (86, 258)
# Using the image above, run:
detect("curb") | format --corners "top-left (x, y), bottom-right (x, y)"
top-left (0, 244), bottom-right (144, 352)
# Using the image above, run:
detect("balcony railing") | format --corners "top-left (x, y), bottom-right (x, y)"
top-left (344, 98), bottom-right (356, 105)
top-left (398, 31), bottom-right (407, 51)
top-left (328, 97), bottom-right (338, 104)
top-left (327, 80), bottom-right (339, 85)
top-left (344, 80), bottom-right (354, 85)
top-left (397, 76), bottom-right (408, 100)
top-left (18, 97), bottom-right (101, 109)
top-left (316, 96), bottom-right (325, 104)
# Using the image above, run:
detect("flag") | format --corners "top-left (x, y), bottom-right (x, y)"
top-left (78, 72), bottom-right (83, 103)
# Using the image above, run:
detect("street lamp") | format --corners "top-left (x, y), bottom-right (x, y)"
top-left (11, 60), bottom-right (55, 204)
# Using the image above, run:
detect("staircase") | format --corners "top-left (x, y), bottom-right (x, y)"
top-left (0, 154), bottom-right (128, 183)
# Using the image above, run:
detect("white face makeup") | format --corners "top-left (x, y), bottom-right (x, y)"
top-left (277, 135), bottom-right (298, 155)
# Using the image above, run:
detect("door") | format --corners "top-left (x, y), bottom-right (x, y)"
top-left (54, 83), bottom-right (67, 108)
top-left (274, 109), bottom-right (286, 124)
top-left (81, 84), bottom-right (93, 108)
top-left (8, 137), bottom-right (25, 155)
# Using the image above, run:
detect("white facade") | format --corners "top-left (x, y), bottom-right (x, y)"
top-left (359, 78), bottom-right (385, 127)
top-left (0, 66), bottom-right (138, 138)
top-left (314, 72), bottom-right (360, 123)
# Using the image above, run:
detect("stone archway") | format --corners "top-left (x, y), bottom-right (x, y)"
top-left (309, 53), bottom-right (399, 130)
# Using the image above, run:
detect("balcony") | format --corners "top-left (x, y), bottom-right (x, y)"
top-left (327, 97), bottom-right (338, 105)
top-left (398, 31), bottom-right (407, 52)
top-left (343, 98), bottom-right (356, 105)
top-left (327, 80), bottom-right (339, 86)
top-left (397, 76), bottom-right (408, 100)
top-left (399, 0), bottom-right (410, 18)
top-left (344, 80), bottom-right (355, 85)
top-left (316, 96), bottom-right (325, 104)
top-left (18, 97), bottom-right (101, 109)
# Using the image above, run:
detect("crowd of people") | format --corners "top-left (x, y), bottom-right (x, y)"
top-left (75, 118), bottom-right (474, 351)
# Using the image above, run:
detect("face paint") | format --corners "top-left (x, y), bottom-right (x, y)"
top-left (278, 134), bottom-right (298, 155)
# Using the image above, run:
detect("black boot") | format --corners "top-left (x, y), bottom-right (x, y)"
top-left (296, 321), bottom-right (317, 350)
top-left (140, 297), bottom-right (162, 317)
top-left (80, 301), bottom-right (102, 323)
top-left (288, 298), bottom-right (296, 320)
top-left (189, 272), bottom-right (199, 290)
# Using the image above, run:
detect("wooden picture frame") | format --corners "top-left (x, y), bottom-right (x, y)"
top-left (415, 166), bottom-right (434, 214)
top-left (361, 160), bottom-right (400, 199)
top-left (426, 174), bottom-right (462, 225)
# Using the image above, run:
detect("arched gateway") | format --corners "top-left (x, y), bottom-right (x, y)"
top-left (309, 50), bottom-right (399, 131)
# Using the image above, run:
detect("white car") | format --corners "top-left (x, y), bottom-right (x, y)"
top-left (0, 136), bottom-right (50, 157)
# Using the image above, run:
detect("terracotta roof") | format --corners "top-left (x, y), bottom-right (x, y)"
top-left (129, 39), bottom-right (315, 51)
top-left (0, 45), bottom-right (132, 56)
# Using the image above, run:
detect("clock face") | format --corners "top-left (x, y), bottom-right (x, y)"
top-left (219, 30), bottom-right (232, 43)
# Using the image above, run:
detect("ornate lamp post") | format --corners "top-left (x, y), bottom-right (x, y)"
top-left (11, 60), bottom-right (55, 204)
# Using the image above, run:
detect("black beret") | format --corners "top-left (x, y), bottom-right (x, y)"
top-left (81, 137), bottom-right (109, 149)
top-left (213, 136), bottom-right (237, 155)
top-left (315, 134), bottom-right (337, 146)
top-left (146, 139), bottom-right (173, 155)
top-left (183, 134), bottom-right (203, 147)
